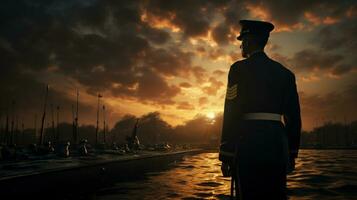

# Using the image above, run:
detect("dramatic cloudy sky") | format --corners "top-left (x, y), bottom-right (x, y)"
top-left (1, 0), bottom-right (356, 131)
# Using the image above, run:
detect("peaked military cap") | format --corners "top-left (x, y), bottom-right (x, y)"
top-left (237, 20), bottom-right (274, 40)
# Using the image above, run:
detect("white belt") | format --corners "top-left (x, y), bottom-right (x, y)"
top-left (242, 112), bottom-right (282, 121)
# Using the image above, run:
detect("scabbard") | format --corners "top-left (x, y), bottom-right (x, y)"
top-left (230, 145), bottom-right (239, 200)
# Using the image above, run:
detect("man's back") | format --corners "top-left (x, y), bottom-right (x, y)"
top-left (219, 19), bottom-right (301, 200)
top-left (229, 51), bottom-right (295, 115)
top-left (220, 51), bottom-right (301, 200)
top-left (221, 51), bottom-right (301, 157)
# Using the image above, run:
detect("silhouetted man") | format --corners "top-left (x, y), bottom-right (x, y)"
top-left (219, 20), bottom-right (301, 200)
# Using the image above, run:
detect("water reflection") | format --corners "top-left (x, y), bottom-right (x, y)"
top-left (95, 150), bottom-right (357, 200)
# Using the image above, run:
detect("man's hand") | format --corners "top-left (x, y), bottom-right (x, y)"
top-left (221, 162), bottom-right (231, 177)
top-left (286, 156), bottom-right (296, 174)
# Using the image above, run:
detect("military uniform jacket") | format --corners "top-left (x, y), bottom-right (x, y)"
top-left (219, 51), bottom-right (301, 163)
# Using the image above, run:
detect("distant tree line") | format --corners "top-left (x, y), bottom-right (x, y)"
top-left (300, 121), bottom-right (357, 148)
top-left (0, 112), bottom-right (223, 146)
top-left (1, 111), bottom-right (356, 149)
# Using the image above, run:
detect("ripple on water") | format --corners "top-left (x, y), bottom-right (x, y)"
top-left (166, 191), bottom-right (181, 198)
top-left (197, 181), bottom-right (223, 187)
top-left (177, 180), bottom-right (187, 185)
top-left (304, 174), bottom-right (336, 184)
top-left (194, 192), bottom-right (214, 198)
top-left (180, 165), bottom-right (195, 169)
top-left (92, 150), bottom-right (357, 200)
top-left (327, 183), bottom-right (357, 194)
top-left (182, 197), bottom-right (204, 200)
top-left (287, 187), bottom-right (337, 197)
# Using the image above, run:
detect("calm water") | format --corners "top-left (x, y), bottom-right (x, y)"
top-left (93, 150), bottom-right (357, 200)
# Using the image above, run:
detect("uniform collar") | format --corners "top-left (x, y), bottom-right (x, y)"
top-left (248, 50), bottom-right (267, 58)
top-left (248, 50), bottom-right (265, 58)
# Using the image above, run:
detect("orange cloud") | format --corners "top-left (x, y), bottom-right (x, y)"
top-left (300, 73), bottom-right (321, 82)
top-left (229, 51), bottom-right (241, 62)
top-left (213, 70), bottom-right (225, 77)
top-left (346, 5), bottom-right (357, 18)
top-left (202, 77), bottom-right (224, 96)
top-left (191, 66), bottom-right (207, 83)
top-left (245, 3), bottom-right (271, 21)
top-left (198, 97), bottom-right (208, 106)
top-left (176, 101), bottom-right (195, 110)
top-left (304, 12), bottom-right (339, 25)
top-left (323, 16), bottom-right (339, 25)
top-left (196, 46), bottom-right (206, 55)
top-left (245, 3), bottom-right (308, 32)
top-left (179, 82), bottom-right (192, 88)
top-left (304, 12), bottom-right (321, 25)
top-left (140, 10), bottom-right (181, 32)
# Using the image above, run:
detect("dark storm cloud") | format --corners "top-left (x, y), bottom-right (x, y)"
top-left (195, 0), bottom-right (354, 45)
top-left (141, 25), bottom-right (171, 44)
top-left (143, 0), bottom-right (229, 38)
top-left (212, 23), bottom-right (231, 45)
top-left (299, 82), bottom-right (357, 127)
top-left (271, 48), bottom-right (355, 77)
top-left (245, 0), bottom-right (353, 27)
top-left (308, 5), bottom-right (356, 73)
top-left (247, 0), bottom-right (315, 26)
top-left (220, 0), bottom-right (246, 31)
top-left (330, 64), bottom-right (353, 76)
top-left (289, 49), bottom-right (355, 77)
top-left (313, 17), bottom-right (357, 56)
top-left (0, 0), bottom-right (193, 109)
top-left (111, 68), bottom-right (181, 105)
top-left (145, 47), bottom-right (193, 77)
top-left (1, 0), bottom-right (356, 128)
top-left (136, 69), bottom-right (181, 105)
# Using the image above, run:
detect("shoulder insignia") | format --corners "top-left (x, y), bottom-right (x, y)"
top-left (226, 84), bottom-right (237, 100)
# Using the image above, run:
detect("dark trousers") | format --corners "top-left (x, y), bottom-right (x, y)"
top-left (234, 162), bottom-right (287, 200)
top-left (233, 121), bottom-right (289, 200)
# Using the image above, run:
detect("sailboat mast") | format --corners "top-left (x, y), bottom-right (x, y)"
top-left (72, 104), bottom-right (75, 143)
top-left (103, 105), bottom-right (106, 144)
top-left (21, 118), bottom-right (24, 145)
top-left (0, 110), bottom-right (2, 143)
top-left (95, 94), bottom-right (102, 145)
top-left (15, 114), bottom-right (18, 144)
top-left (34, 114), bottom-right (37, 143)
top-left (51, 104), bottom-right (55, 142)
top-left (39, 85), bottom-right (49, 145)
top-left (10, 100), bottom-right (15, 145)
top-left (5, 107), bottom-right (9, 145)
top-left (56, 106), bottom-right (60, 143)
top-left (75, 89), bottom-right (79, 144)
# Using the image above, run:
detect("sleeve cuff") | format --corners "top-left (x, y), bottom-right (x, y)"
top-left (219, 150), bottom-right (235, 163)
top-left (219, 150), bottom-right (235, 157)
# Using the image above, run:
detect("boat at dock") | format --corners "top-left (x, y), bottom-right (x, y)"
top-left (0, 148), bottom-right (205, 197)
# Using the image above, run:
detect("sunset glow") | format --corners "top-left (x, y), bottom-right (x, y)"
top-left (206, 112), bottom-right (216, 120)
top-left (0, 1), bottom-right (356, 131)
